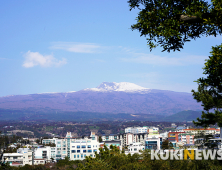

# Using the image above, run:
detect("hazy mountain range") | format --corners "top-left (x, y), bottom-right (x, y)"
top-left (0, 82), bottom-right (202, 116)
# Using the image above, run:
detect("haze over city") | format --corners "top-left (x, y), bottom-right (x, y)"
top-left (1, 0), bottom-right (221, 97)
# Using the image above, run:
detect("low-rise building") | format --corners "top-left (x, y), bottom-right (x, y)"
top-left (125, 126), bottom-right (159, 134)
top-left (101, 134), bottom-right (119, 141)
top-left (2, 150), bottom-right (33, 166)
top-left (125, 142), bottom-right (145, 155)
top-left (100, 140), bottom-right (122, 150)
top-left (183, 128), bottom-right (220, 135)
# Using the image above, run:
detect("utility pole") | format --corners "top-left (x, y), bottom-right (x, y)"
top-left (32, 147), bottom-right (34, 166)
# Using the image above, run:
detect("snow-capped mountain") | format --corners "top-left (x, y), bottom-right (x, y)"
top-left (0, 82), bottom-right (202, 116)
top-left (83, 82), bottom-right (149, 92)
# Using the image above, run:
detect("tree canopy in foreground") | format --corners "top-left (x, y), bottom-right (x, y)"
top-left (129, 0), bottom-right (222, 128)
top-left (129, 0), bottom-right (222, 52)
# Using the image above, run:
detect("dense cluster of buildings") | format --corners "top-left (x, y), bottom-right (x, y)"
top-left (1, 125), bottom-right (221, 167)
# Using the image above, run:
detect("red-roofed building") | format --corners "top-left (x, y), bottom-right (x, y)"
top-left (168, 132), bottom-right (185, 143)
top-left (183, 128), bottom-right (220, 135)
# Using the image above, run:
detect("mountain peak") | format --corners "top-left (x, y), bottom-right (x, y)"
top-left (84, 82), bottom-right (149, 92)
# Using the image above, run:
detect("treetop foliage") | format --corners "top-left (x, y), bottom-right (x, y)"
top-left (128, 0), bottom-right (222, 52)
top-left (192, 44), bottom-right (222, 127)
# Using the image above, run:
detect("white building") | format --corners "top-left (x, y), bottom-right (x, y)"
top-left (125, 142), bottom-right (145, 155)
top-left (41, 131), bottom-right (100, 161)
top-left (183, 128), bottom-right (220, 135)
top-left (34, 146), bottom-right (52, 161)
top-left (70, 137), bottom-right (100, 160)
top-left (101, 134), bottom-right (119, 141)
top-left (159, 132), bottom-right (168, 140)
top-left (2, 151), bottom-right (33, 166)
top-left (125, 126), bottom-right (159, 134)
top-left (145, 135), bottom-right (162, 150)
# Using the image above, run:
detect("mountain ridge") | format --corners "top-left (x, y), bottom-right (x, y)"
top-left (0, 82), bottom-right (202, 115)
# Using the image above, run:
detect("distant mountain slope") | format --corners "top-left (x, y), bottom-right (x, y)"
top-left (164, 110), bottom-right (202, 122)
top-left (0, 109), bottom-right (202, 122)
top-left (0, 82), bottom-right (202, 115)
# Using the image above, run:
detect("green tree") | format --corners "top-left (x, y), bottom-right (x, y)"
top-left (192, 44), bottom-right (222, 127)
top-left (98, 136), bottom-right (102, 143)
top-left (128, 0), bottom-right (222, 52)
top-left (162, 140), bottom-right (174, 150)
top-left (128, 0), bottom-right (222, 128)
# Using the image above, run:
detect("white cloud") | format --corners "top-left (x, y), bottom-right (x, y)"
top-left (22, 51), bottom-right (67, 68)
top-left (50, 42), bottom-right (101, 53)
top-left (121, 52), bottom-right (208, 66)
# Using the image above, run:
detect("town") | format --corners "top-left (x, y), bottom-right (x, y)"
top-left (0, 120), bottom-right (221, 167)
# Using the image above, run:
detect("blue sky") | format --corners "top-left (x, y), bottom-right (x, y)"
top-left (0, 0), bottom-right (221, 97)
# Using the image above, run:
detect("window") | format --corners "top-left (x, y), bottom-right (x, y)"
top-left (81, 155), bottom-right (83, 158)
top-left (77, 155), bottom-right (79, 158)
top-left (72, 146), bottom-right (75, 148)
top-left (74, 155), bottom-right (76, 158)
top-left (57, 148), bottom-right (61, 150)
top-left (63, 151), bottom-right (66, 154)
top-left (63, 148), bottom-right (66, 150)
top-left (77, 145), bottom-right (80, 148)
top-left (84, 154), bottom-right (86, 157)
top-left (83, 150), bottom-right (86, 153)
top-left (71, 150), bottom-right (76, 153)
top-left (93, 149), bottom-right (97, 152)
top-left (88, 150), bottom-right (92, 153)
top-left (87, 145), bottom-right (91, 148)
top-left (77, 150), bottom-right (80, 153)
top-left (81, 145), bottom-right (86, 148)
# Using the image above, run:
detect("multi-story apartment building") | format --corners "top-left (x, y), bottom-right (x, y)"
top-left (178, 133), bottom-right (195, 145)
top-left (101, 126), bottom-right (160, 147)
top-left (183, 128), bottom-right (220, 135)
top-left (119, 133), bottom-right (148, 147)
top-left (70, 137), bottom-right (99, 161)
top-left (168, 132), bottom-right (185, 143)
top-left (42, 132), bottom-right (100, 161)
top-left (42, 138), bottom-right (63, 160)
